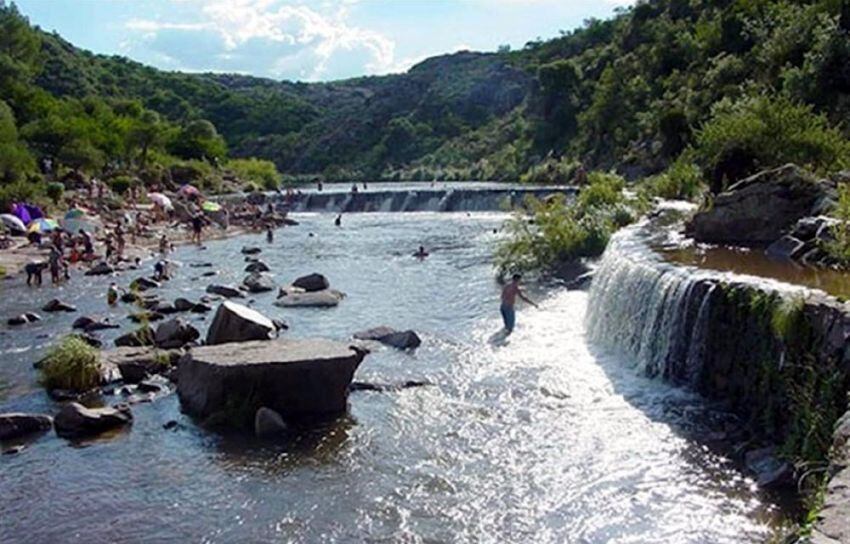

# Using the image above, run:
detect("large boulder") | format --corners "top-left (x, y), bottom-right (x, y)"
top-left (130, 277), bottom-right (161, 291)
top-left (177, 339), bottom-right (367, 423)
top-left (241, 246), bottom-right (262, 255)
top-left (54, 402), bottom-right (132, 438)
top-left (154, 318), bottom-right (201, 349)
top-left (275, 289), bottom-right (344, 308)
top-left (243, 272), bottom-right (275, 293)
top-left (292, 273), bottom-right (330, 292)
top-left (205, 301), bottom-right (276, 345)
top-left (0, 413), bottom-right (53, 440)
top-left (354, 326), bottom-right (422, 350)
top-left (687, 164), bottom-right (835, 246)
top-left (206, 284), bottom-right (245, 299)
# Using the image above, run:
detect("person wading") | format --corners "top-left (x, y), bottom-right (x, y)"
top-left (500, 273), bottom-right (538, 334)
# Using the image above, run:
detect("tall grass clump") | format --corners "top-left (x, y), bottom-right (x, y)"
top-left (40, 336), bottom-right (101, 392)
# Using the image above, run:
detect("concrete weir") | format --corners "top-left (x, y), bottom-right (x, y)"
top-left (177, 339), bottom-right (367, 424)
top-left (587, 213), bottom-right (850, 540)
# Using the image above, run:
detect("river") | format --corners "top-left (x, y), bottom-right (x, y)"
top-left (0, 211), bottom-right (783, 542)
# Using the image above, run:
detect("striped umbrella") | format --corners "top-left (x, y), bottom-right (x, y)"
top-left (27, 218), bottom-right (59, 233)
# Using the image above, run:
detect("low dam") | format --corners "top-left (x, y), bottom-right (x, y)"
top-left (586, 208), bottom-right (850, 542)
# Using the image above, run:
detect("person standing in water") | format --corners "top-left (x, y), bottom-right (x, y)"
top-left (107, 282), bottom-right (120, 305)
top-left (500, 274), bottom-right (538, 334)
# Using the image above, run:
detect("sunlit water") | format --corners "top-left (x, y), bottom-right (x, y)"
top-left (0, 212), bottom-right (782, 543)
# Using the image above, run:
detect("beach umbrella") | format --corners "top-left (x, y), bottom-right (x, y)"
top-left (27, 218), bottom-right (59, 233)
top-left (64, 208), bottom-right (85, 220)
top-left (0, 213), bottom-right (26, 233)
top-left (148, 192), bottom-right (173, 210)
top-left (179, 184), bottom-right (201, 198)
top-left (201, 201), bottom-right (222, 212)
top-left (62, 214), bottom-right (96, 233)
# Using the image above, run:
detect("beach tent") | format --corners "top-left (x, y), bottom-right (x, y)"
top-left (0, 213), bottom-right (26, 233)
top-left (12, 203), bottom-right (31, 225)
top-left (25, 204), bottom-right (44, 220)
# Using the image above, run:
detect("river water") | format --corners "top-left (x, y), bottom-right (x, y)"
top-left (0, 211), bottom-right (783, 542)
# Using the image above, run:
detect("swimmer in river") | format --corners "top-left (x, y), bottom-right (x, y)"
top-left (500, 273), bottom-right (538, 335)
top-left (413, 246), bottom-right (429, 259)
top-left (334, 214), bottom-right (342, 227)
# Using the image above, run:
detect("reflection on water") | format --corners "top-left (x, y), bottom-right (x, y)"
top-left (0, 212), bottom-right (784, 542)
top-left (661, 244), bottom-right (850, 298)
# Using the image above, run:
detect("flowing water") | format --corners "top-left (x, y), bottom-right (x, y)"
top-left (0, 211), bottom-right (785, 542)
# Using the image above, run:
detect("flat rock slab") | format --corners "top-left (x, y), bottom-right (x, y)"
top-left (177, 339), bottom-right (367, 423)
top-left (275, 289), bottom-right (344, 308)
top-left (0, 413), bottom-right (53, 440)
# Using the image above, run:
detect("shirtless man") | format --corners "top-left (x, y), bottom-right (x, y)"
top-left (500, 274), bottom-right (538, 334)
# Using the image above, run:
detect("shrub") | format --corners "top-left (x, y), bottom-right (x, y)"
top-left (520, 157), bottom-right (580, 185)
top-left (576, 171), bottom-right (625, 210)
top-left (639, 156), bottom-right (705, 201)
top-left (45, 181), bottom-right (64, 204)
top-left (694, 94), bottom-right (850, 192)
top-left (226, 158), bottom-right (281, 191)
top-left (109, 175), bottom-right (134, 195)
top-left (0, 178), bottom-right (46, 212)
top-left (824, 182), bottom-right (850, 266)
top-left (40, 336), bottom-right (101, 392)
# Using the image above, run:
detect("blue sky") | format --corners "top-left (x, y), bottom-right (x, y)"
top-left (14, 0), bottom-right (632, 82)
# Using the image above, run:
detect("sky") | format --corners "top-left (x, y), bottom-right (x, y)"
top-left (13, 0), bottom-right (633, 82)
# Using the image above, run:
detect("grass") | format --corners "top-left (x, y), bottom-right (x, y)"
top-left (40, 335), bottom-right (101, 392)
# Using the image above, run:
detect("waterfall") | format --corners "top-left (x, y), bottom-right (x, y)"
top-left (283, 187), bottom-right (576, 213)
top-left (586, 225), bottom-right (716, 387)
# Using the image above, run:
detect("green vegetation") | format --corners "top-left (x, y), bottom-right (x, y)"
top-left (226, 158), bottom-right (282, 191)
top-left (495, 172), bottom-right (640, 275)
top-left (1, 0), bottom-right (846, 187)
top-left (825, 182), bottom-right (850, 265)
top-left (39, 335), bottom-right (101, 392)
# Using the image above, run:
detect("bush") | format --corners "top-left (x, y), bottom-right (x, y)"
top-left (46, 181), bottom-right (64, 204)
top-left (576, 171), bottom-right (625, 210)
top-left (0, 178), bottom-right (46, 212)
top-left (40, 336), bottom-right (101, 392)
top-left (694, 94), bottom-right (850, 192)
top-left (824, 183), bottom-right (850, 266)
top-left (520, 157), bottom-right (580, 185)
top-left (639, 156), bottom-right (705, 201)
top-left (109, 175), bottom-right (133, 195)
top-left (226, 158), bottom-right (282, 191)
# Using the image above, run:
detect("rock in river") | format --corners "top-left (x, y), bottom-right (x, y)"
top-left (241, 246), bottom-right (262, 255)
top-left (42, 299), bottom-right (76, 313)
top-left (54, 402), bottom-right (132, 438)
top-left (205, 301), bottom-right (276, 345)
top-left (291, 273), bottom-right (330, 292)
top-left (243, 272), bottom-right (275, 293)
top-left (0, 413), bottom-right (53, 440)
top-left (245, 261), bottom-right (270, 273)
top-left (206, 284), bottom-right (245, 298)
top-left (275, 289), bottom-right (344, 308)
top-left (154, 317), bottom-right (200, 349)
top-left (177, 338), bottom-right (367, 423)
top-left (85, 261), bottom-right (114, 276)
top-left (254, 407), bottom-right (288, 438)
top-left (354, 326), bottom-right (422, 350)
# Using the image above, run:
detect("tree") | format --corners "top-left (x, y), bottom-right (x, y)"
top-left (127, 110), bottom-right (162, 169)
top-left (168, 119), bottom-right (227, 162)
top-left (0, 98), bottom-right (35, 182)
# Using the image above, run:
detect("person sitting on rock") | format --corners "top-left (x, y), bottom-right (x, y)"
top-left (25, 261), bottom-right (47, 286)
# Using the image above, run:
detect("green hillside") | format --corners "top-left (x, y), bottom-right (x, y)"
top-left (1, 0), bottom-right (849, 194)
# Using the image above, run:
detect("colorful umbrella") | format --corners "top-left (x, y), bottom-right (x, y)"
top-left (147, 192), bottom-right (173, 210)
top-left (201, 201), bottom-right (221, 212)
top-left (27, 218), bottom-right (59, 233)
top-left (64, 208), bottom-right (85, 220)
top-left (0, 213), bottom-right (26, 233)
top-left (62, 214), bottom-right (96, 233)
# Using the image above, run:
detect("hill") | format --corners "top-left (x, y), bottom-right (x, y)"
top-left (1, 0), bottom-right (850, 191)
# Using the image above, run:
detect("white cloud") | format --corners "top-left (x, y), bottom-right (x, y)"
top-left (123, 0), bottom-right (397, 80)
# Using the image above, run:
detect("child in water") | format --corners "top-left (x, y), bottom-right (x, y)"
top-left (107, 282), bottom-right (120, 305)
